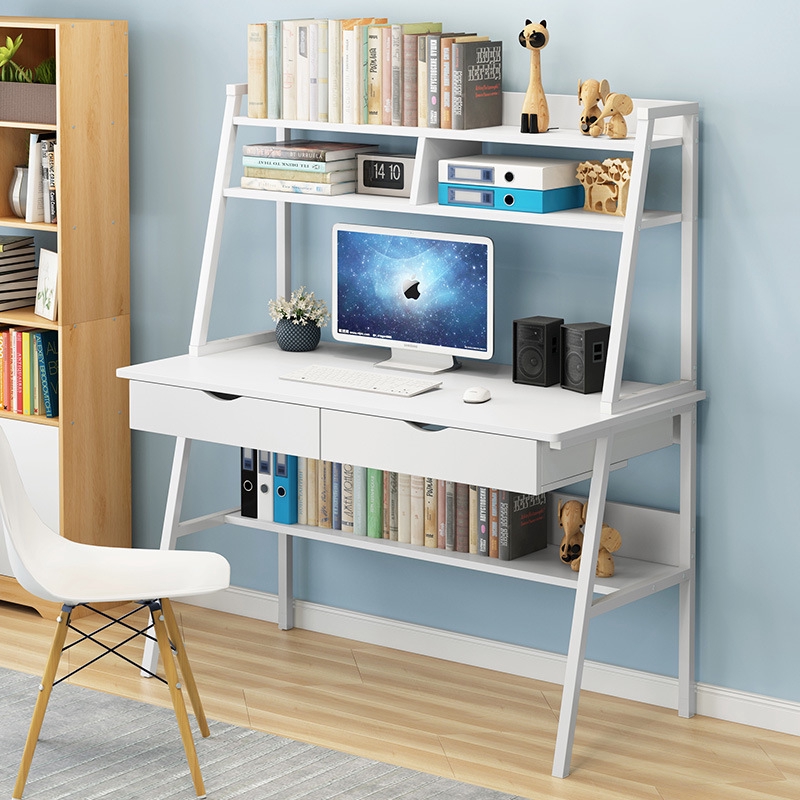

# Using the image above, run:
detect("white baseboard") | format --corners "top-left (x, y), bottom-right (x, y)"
top-left (182, 586), bottom-right (800, 738)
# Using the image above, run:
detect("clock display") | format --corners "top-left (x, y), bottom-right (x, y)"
top-left (356, 153), bottom-right (415, 197)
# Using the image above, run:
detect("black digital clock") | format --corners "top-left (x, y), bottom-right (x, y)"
top-left (357, 153), bottom-right (415, 197)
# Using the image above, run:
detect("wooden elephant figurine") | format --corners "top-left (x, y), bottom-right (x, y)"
top-left (558, 499), bottom-right (622, 578)
top-left (594, 91), bottom-right (634, 139)
top-left (578, 78), bottom-right (609, 136)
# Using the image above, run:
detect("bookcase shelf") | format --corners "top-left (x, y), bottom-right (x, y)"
top-left (0, 16), bottom-right (131, 617)
top-left (118, 79), bottom-right (701, 779)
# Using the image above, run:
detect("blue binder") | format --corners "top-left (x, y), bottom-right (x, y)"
top-left (273, 453), bottom-right (298, 524)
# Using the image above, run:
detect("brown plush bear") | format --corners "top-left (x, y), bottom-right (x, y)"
top-left (558, 499), bottom-right (622, 578)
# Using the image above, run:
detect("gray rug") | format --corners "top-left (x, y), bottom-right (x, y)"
top-left (0, 667), bottom-right (523, 799)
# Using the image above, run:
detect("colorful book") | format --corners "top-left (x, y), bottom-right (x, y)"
top-left (388, 471), bottom-right (399, 540)
top-left (451, 39), bottom-right (503, 130)
top-left (424, 477), bottom-right (437, 547)
top-left (468, 484), bottom-right (479, 554)
top-left (240, 177), bottom-right (356, 195)
top-left (297, 456), bottom-right (308, 524)
top-left (390, 23), bottom-right (441, 126)
top-left (266, 21), bottom-right (282, 119)
top-left (410, 474), bottom-right (425, 546)
top-left (353, 465), bottom-right (367, 535)
top-left (437, 479), bottom-right (447, 549)
top-left (498, 492), bottom-right (548, 560)
top-left (445, 481), bottom-right (456, 550)
top-left (33, 329), bottom-right (59, 418)
top-left (455, 482), bottom-right (470, 552)
top-left (478, 487), bottom-right (490, 556)
top-left (441, 35), bottom-right (488, 129)
top-left (331, 462), bottom-right (342, 529)
top-left (489, 488), bottom-right (499, 557)
top-left (318, 459), bottom-right (332, 528)
top-left (366, 467), bottom-right (383, 537)
top-left (341, 463), bottom-right (355, 532)
top-left (306, 458), bottom-right (318, 526)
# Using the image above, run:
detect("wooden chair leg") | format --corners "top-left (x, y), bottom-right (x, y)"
top-left (160, 598), bottom-right (210, 737)
top-left (150, 602), bottom-right (206, 798)
top-left (14, 607), bottom-right (71, 800)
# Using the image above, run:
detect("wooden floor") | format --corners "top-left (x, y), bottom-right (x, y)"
top-left (2, 599), bottom-right (799, 799)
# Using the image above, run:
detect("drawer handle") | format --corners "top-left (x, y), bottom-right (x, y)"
top-left (405, 421), bottom-right (448, 432)
top-left (204, 391), bottom-right (242, 401)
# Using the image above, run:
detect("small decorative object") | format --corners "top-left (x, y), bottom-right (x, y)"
top-left (8, 165), bottom-right (28, 218)
top-left (269, 286), bottom-right (329, 352)
top-left (518, 19), bottom-right (549, 133)
top-left (577, 78), bottom-right (609, 136)
top-left (35, 248), bottom-right (59, 320)
top-left (576, 158), bottom-right (632, 216)
top-left (0, 34), bottom-right (57, 124)
top-left (593, 91), bottom-right (633, 139)
top-left (357, 153), bottom-right (415, 197)
top-left (558, 499), bottom-right (622, 578)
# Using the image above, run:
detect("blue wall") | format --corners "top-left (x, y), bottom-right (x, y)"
top-left (12, 0), bottom-right (798, 702)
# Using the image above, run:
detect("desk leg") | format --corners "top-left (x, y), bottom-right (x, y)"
top-left (278, 533), bottom-right (294, 630)
top-left (552, 433), bottom-right (614, 778)
top-left (141, 437), bottom-right (193, 676)
top-left (678, 409), bottom-right (697, 717)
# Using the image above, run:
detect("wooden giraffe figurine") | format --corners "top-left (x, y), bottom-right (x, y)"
top-left (518, 19), bottom-right (550, 133)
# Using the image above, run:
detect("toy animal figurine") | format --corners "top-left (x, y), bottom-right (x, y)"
top-left (578, 78), bottom-right (609, 136)
top-left (576, 158), bottom-right (632, 216)
top-left (594, 91), bottom-right (634, 139)
top-left (518, 19), bottom-right (549, 133)
top-left (558, 499), bottom-right (622, 578)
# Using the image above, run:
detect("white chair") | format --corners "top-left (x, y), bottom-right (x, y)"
top-left (0, 428), bottom-right (230, 799)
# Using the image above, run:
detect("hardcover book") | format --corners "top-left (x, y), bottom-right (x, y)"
top-left (451, 39), bottom-right (503, 130)
top-left (498, 491), bottom-right (547, 560)
top-left (246, 23), bottom-right (268, 119)
top-left (0, 236), bottom-right (34, 252)
top-left (33, 329), bottom-right (59, 418)
top-left (243, 140), bottom-right (379, 161)
top-left (424, 477), bottom-right (437, 547)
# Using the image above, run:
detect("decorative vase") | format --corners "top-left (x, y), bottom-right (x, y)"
top-left (8, 165), bottom-right (28, 218)
top-left (274, 318), bottom-right (321, 352)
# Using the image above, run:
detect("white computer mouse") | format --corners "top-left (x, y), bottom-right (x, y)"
top-left (463, 386), bottom-right (491, 404)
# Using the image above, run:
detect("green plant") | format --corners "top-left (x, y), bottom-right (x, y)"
top-left (0, 35), bottom-right (55, 83)
top-left (268, 286), bottom-right (330, 328)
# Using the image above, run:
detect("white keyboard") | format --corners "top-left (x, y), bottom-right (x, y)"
top-left (280, 364), bottom-right (442, 397)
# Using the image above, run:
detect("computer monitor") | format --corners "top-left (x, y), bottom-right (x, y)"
top-left (332, 223), bottom-right (494, 373)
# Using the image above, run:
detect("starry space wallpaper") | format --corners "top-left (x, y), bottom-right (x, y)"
top-left (334, 226), bottom-right (492, 354)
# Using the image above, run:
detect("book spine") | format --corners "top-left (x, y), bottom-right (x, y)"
top-left (25, 135), bottom-right (44, 223)
top-left (241, 156), bottom-right (338, 172)
top-left (440, 38), bottom-right (453, 129)
top-left (353, 465), bottom-right (367, 535)
top-left (266, 21), bottom-right (282, 118)
top-left (498, 489), bottom-right (510, 560)
top-left (0, 329), bottom-right (5, 410)
top-left (243, 166), bottom-right (356, 182)
top-left (397, 472), bottom-right (411, 543)
top-left (489, 488), bottom-right (499, 558)
top-left (240, 176), bottom-right (356, 195)
top-left (426, 34), bottom-right (440, 128)
top-left (331, 462), bottom-right (342, 530)
top-left (295, 22), bottom-right (310, 121)
top-left (33, 332), bottom-right (49, 417)
top-left (316, 20), bottom-right (329, 122)
top-left (382, 471), bottom-right (390, 538)
top-left (366, 26), bottom-right (382, 124)
top-left (318, 459), bottom-right (332, 528)
top-left (445, 480), bottom-right (455, 550)
top-left (478, 487), bottom-right (489, 556)
top-left (381, 26), bottom-right (393, 125)
top-left (21, 330), bottom-right (32, 415)
top-left (306, 458), bottom-right (318, 526)
top-left (390, 25), bottom-right (404, 126)
top-left (341, 463), bottom-right (355, 532)
top-left (416, 35), bottom-right (428, 127)
top-left (307, 22), bottom-right (319, 122)
top-left (247, 23), bottom-right (268, 119)
top-left (437, 479), bottom-right (447, 549)
top-left (47, 145), bottom-right (57, 223)
top-left (13, 330), bottom-right (23, 414)
top-left (455, 482), bottom-right (470, 552)
top-left (424, 477), bottom-right (437, 547)
top-left (402, 35), bottom-right (419, 127)
top-left (327, 19), bottom-right (342, 124)
top-left (359, 23), bottom-right (371, 124)
top-left (281, 20), bottom-right (298, 120)
top-left (388, 471), bottom-right (399, 540)
top-left (410, 474), bottom-right (425, 546)
top-left (41, 141), bottom-right (52, 224)
top-left (297, 456), bottom-right (308, 524)
top-left (341, 26), bottom-right (357, 124)
top-left (468, 484), bottom-right (478, 554)
top-left (451, 41), bottom-right (464, 130)
top-left (366, 468), bottom-right (383, 537)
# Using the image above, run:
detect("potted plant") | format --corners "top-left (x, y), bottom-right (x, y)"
top-left (0, 34), bottom-right (57, 124)
top-left (268, 286), bottom-right (330, 352)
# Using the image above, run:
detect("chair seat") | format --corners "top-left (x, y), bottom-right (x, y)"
top-left (19, 534), bottom-right (230, 605)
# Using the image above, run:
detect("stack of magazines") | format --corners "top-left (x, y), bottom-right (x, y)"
top-left (0, 236), bottom-right (37, 312)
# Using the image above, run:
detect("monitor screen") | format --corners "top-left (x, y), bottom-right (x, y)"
top-left (332, 223), bottom-right (494, 373)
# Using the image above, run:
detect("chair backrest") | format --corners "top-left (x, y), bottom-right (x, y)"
top-left (0, 427), bottom-right (63, 601)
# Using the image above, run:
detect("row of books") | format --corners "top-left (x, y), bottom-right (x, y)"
top-left (247, 19), bottom-right (503, 130)
top-left (0, 326), bottom-right (59, 418)
top-left (242, 452), bottom-right (547, 561)
top-left (241, 139), bottom-right (378, 196)
top-left (23, 133), bottom-right (58, 225)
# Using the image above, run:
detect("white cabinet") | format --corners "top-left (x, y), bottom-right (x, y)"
top-left (118, 84), bottom-right (702, 779)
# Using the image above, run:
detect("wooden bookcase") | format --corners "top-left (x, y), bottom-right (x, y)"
top-left (0, 17), bottom-right (131, 616)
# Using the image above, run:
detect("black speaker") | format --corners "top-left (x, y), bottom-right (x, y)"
top-left (513, 316), bottom-right (564, 386)
top-left (561, 322), bottom-right (610, 394)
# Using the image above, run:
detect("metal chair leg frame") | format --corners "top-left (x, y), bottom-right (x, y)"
top-left (14, 606), bottom-right (72, 800)
top-left (149, 600), bottom-right (206, 797)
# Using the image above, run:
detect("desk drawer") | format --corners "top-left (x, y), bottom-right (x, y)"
top-left (321, 410), bottom-right (539, 494)
top-left (129, 381), bottom-right (320, 457)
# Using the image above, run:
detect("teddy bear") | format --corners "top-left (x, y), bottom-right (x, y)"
top-left (558, 499), bottom-right (622, 578)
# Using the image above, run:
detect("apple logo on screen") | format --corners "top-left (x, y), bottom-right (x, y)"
top-left (402, 278), bottom-right (421, 300)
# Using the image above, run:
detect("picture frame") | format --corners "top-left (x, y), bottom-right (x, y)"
top-left (34, 247), bottom-right (58, 320)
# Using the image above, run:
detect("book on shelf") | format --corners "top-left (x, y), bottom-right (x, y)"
top-left (381, 25), bottom-right (393, 125)
top-left (247, 23), bottom-right (268, 118)
top-left (353, 464), bottom-right (367, 535)
top-left (0, 246), bottom-right (35, 266)
top-left (243, 166), bottom-right (356, 183)
top-left (44, 141), bottom-right (58, 223)
top-left (382, 470), bottom-right (390, 538)
top-left (332, 461), bottom-right (342, 529)
top-left (295, 21), bottom-right (310, 121)
top-left (243, 139), bottom-right (379, 161)
top-left (437, 479), bottom-right (446, 549)
top-left (0, 236), bottom-right (34, 253)
top-left (267, 21), bottom-right (282, 119)
top-left (366, 23), bottom-right (390, 124)
top-left (451, 39), bottom-right (503, 130)
top-left (314, 19), bottom-right (330, 122)
top-left (242, 155), bottom-right (362, 173)
top-left (390, 22), bottom-right (441, 126)
top-left (25, 132), bottom-right (56, 224)
top-left (317, 459), bottom-right (332, 528)
top-left (341, 463), bottom-right (355, 532)
top-left (424, 477), bottom-right (437, 548)
top-left (489, 488), bottom-right (499, 558)
top-left (409, 474), bottom-right (425, 546)
top-left (34, 248), bottom-right (58, 321)
top-left (441, 35), bottom-right (488, 129)
top-left (445, 480), bottom-right (456, 550)
top-left (240, 176), bottom-right (357, 195)
top-left (455, 482), bottom-right (470, 552)
top-left (306, 458), bottom-right (318, 526)
top-left (468, 484), bottom-right (479, 554)
top-left (498, 491), bottom-right (547, 561)
top-left (280, 19), bottom-right (302, 120)
top-left (421, 32), bottom-right (469, 128)
top-left (477, 486), bottom-right (490, 556)
top-left (388, 471), bottom-right (399, 540)
top-left (397, 472), bottom-right (411, 543)
top-left (366, 467), bottom-right (383, 537)
top-left (297, 456), bottom-right (308, 524)
top-left (327, 19), bottom-right (343, 123)
top-left (0, 266), bottom-right (37, 281)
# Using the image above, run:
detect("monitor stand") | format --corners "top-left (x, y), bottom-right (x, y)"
top-left (375, 348), bottom-right (461, 374)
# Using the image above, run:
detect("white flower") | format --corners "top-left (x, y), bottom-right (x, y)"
top-left (268, 286), bottom-right (330, 328)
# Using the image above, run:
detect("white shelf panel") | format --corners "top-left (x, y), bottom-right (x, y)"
top-left (225, 511), bottom-right (684, 597)
top-left (223, 187), bottom-right (681, 231)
